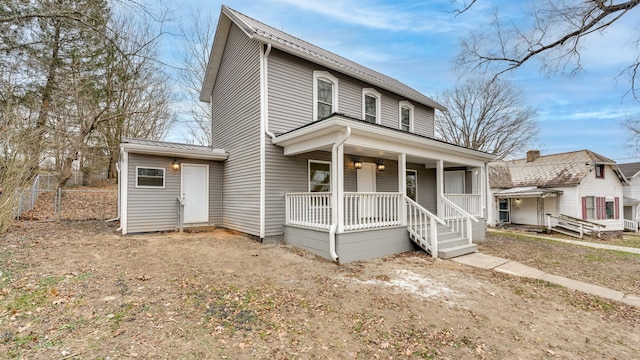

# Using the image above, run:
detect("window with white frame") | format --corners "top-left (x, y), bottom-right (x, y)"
top-left (585, 196), bottom-right (595, 219)
top-left (313, 71), bottom-right (339, 120)
top-left (498, 198), bottom-right (510, 223)
top-left (406, 170), bottom-right (417, 201)
top-left (362, 88), bottom-right (381, 124)
top-left (399, 101), bottom-right (414, 132)
top-left (136, 167), bottom-right (165, 188)
top-left (308, 160), bottom-right (331, 192)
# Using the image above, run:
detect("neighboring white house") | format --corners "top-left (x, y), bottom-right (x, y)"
top-left (617, 162), bottom-right (640, 231)
top-left (488, 150), bottom-right (628, 236)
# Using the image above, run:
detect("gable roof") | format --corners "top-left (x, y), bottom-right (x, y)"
top-left (200, 5), bottom-right (445, 111)
top-left (488, 150), bottom-right (628, 188)
top-left (618, 162), bottom-right (640, 179)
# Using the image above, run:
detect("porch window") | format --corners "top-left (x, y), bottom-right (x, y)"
top-left (308, 160), bottom-right (331, 192)
top-left (362, 88), bottom-right (381, 124)
top-left (406, 170), bottom-right (417, 201)
top-left (498, 198), bottom-right (510, 223)
top-left (313, 71), bottom-right (339, 120)
top-left (136, 167), bottom-right (165, 188)
top-left (399, 101), bottom-right (414, 132)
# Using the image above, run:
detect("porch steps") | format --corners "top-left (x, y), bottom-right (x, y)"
top-left (438, 243), bottom-right (478, 259)
top-left (409, 224), bottom-right (478, 259)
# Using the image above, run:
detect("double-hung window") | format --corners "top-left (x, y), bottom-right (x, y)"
top-left (399, 101), bottom-right (414, 132)
top-left (582, 196), bottom-right (619, 220)
top-left (313, 71), bottom-right (339, 121)
top-left (308, 160), bottom-right (331, 192)
top-left (362, 88), bottom-right (381, 124)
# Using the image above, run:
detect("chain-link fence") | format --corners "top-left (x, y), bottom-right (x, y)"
top-left (17, 188), bottom-right (118, 221)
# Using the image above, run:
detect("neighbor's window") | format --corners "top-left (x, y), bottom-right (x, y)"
top-left (399, 101), bottom-right (414, 132)
top-left (313, 71), bottom-right (339, 121)
top-left (136, 167), bottom-right (165, 188)
top-left (595, 164), bottom-right (605, 179)
top-left (362, 88), bottom-right (381, 124)
top-left (406, 170), bottom-right (417, 201)
top-left (605, 200), bottom-right (615, 219)
top-left (585, 196), bottom-right (595, 219)
top-left (309, 160), bottom-right (331, 192)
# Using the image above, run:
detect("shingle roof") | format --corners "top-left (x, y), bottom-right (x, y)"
top-left (618, 162), bottom-right (640, 179)
top-left (122, 138), bottom-right (214, 152)
top-left (200, 5), bottom-right (445, 111)
top-left (121, 138), bottom-right (227, 160)
top-left (488, 150), bottom-right (624, 188)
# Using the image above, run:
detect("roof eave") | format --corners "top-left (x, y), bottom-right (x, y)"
top-left (121, 143), bottom-right (228, 161)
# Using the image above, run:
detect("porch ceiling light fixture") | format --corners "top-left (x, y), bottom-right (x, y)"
top-left (171, 159), bottom-right (180, 171)
top-left (353, 157), bottom-right (363, 169)
top-left (376, 160), bottom-right (385, 171)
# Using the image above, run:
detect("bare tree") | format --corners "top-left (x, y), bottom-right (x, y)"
top-left (455, 0), bottom-right (640, 99)
top-left (177, 10), bottom-right (216, 146)
top-left (435, 76), bottom-right (539, 160)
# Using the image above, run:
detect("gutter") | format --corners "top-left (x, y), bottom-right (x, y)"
top-left (329, 126), bottom-right (351, 262)
top-left (259, 43), bottom-right (274, 241)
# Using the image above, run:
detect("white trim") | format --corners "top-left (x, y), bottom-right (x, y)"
top-left (308, 159), bottom-right (332, 192)
top-left (406, 169), bottom-right (418, 201)
top-left (362, 88), bottom-right (381, 124)
top-left (121, 149), bottom-right (128, 234)
top-left (180, 163), bottom-right (210, 224)
top-left (259, 44), bottom-right (267, 239)
top-left (399, 100), bottom-right (414, 132)
top-left (120, 143), bottom-right (227, 161)
top-left (135, 166), bottom-right (166, 189)
top-left (313, 70), bottom-right (339, 120)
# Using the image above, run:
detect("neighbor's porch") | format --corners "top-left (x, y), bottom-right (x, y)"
top-left (273, 115), bottom-right (493, 262)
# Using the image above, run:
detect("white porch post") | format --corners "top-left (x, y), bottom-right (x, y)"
top-left (437, 159), bottom-right (444, 217)
top-left (398, 153), bottom-right (406, 226)
top-left (481, 164), bottom-right (487, 217)
top-left (336, 144), bottom-right (345, 233)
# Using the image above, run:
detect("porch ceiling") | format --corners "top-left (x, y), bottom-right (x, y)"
top-left (493, 186), bottom-right (563, 198)
top-left (272, 115), bottom-right (494, 167)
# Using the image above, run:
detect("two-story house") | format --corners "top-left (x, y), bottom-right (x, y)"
top-left (488, 150), bottom-right (628, 237)
top-left (617, 162), bottom-right (640, 231)
top-left (117, 5), bottom-right (494, 263)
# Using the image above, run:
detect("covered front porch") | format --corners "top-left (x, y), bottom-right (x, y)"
top-left (273, 115), bottom-right (493, 263)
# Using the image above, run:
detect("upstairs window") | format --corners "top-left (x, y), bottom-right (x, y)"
top-left (595, 164), bottom-right (605, 179)
top-left (362, 88), bottom-right (381, 124)
top-left (313, 71), bottom-right (339, 121)
top-left (399, 101), bottom-right (414, 132)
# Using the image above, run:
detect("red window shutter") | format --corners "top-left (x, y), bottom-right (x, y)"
top-left (595, 197), bottom-right (603, 220)
top-left (581, 197), bottom-right (587, 219)
top-left (615, 197), bottom-right (620, 219)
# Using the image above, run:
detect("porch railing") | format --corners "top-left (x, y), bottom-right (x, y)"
top-left (343, 192), bottom-right (402, 231)
top-left (406, 196), bottom-right (446, 257)
top-left (285, 192), bottom-right (332, 230)
top-left (285, 192), bottom-right (403, 231)
top-left (624, 219), bottom-right (638, 232)
top-left (443, 193), bottom-right (482, 218)
top-left (440, 196), bottom-right (479, 245)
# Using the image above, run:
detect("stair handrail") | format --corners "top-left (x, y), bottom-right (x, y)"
top-left (405, 196), bottom-right (445, 258)
top-left (440, 196), bottom-right (478, 245)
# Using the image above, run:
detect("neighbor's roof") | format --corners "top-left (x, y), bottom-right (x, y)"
top-left (121, 138), bottom-right (227, 161)
top-left (488, 150), bottom-right (627, 188)
top-left (618, 162), bottom-right (640, 179)
top-left (199, 5), bottom-right (445, 111)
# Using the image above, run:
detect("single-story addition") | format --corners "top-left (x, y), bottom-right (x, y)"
top-left (117, 5), bottom-right (495, 263)
top-left (488, 150), bottom-right (628, 237)
top-left (617, 161), bottom-right (640, 231)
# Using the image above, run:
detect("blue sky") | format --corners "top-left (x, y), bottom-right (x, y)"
top-left (162, 0), bottom-right (640, 163)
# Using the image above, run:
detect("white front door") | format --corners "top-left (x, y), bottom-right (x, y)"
top-left (182, 164), bottom-right (209, 223)
top-left (357, 162), bottom-right (376, 217)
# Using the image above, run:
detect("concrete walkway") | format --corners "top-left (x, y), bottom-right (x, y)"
top-left (488, 229), bottom-right (640, 255)
top-left (452, 252), bottom-right (640, 308)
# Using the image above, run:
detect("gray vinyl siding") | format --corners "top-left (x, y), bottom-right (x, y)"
top-left (211, 23), bottom-right (262, 236)
top-left (410, 165), bottom-right (437, 214)
top-left (126, 154), bottom-right (222, 233)
top-left (267, 49), bottom-right (435, 137)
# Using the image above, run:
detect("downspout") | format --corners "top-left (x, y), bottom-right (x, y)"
top-left (259, 43), bottom-right (273, 241)
top-left (330, 126), bottom-right (351, 262)
top-left (107, 161), bottom-right (121, 223)
top-left (263, 44), bottom-right (276, 141)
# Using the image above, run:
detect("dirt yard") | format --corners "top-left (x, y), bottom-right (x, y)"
top-left (1, 221), bottom-right (639, 359)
